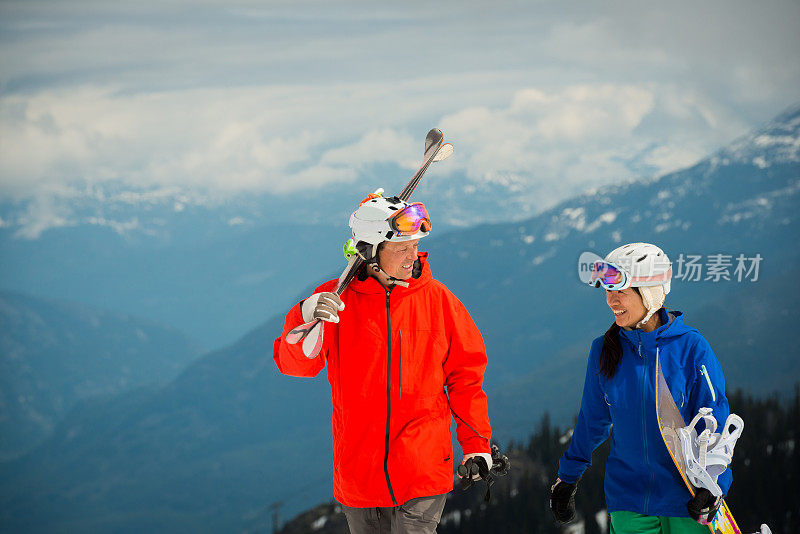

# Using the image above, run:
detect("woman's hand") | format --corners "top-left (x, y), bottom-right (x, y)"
top-left (549, 478), bottom-right (578, 524)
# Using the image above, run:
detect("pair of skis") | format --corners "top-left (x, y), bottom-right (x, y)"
top-left (284, 129), bottom-right (454, 359)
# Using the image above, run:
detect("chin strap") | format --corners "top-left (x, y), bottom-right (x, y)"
top-left (635, 309), bottom-right (659, 329)
top-left (679, 407), bottom-right (744, 497)
top-left (367, 262), bottom-right (410, 288)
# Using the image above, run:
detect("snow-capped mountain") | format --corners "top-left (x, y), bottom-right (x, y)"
top-left (3, 105), bottom-right (798, 351)
top-left (1, 105), bottom-right (798, 533)
top-left (721, 103), bottom-right (800, 166)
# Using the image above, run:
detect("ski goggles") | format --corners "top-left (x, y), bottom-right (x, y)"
top-left (590, 261), bottom-right (673, 290)
top-left (389, 202), bottom-right (432, 236)
top-left (590, 261), bottom-right (629, 290)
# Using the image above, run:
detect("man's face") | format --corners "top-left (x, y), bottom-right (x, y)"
top-left (377, 239), bottom-right (420, 280)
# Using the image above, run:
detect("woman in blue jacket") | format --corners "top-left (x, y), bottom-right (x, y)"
top-left (550, 243), bottom-right (731, 533)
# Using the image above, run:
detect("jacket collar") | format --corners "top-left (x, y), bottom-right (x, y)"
top-left (348, 251), bottom-right (433, 296)
top-left (619, 308), bottom-right (690, 349)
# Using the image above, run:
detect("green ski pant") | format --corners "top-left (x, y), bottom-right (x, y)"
top-left (610, 511), bottom-right (710, 534)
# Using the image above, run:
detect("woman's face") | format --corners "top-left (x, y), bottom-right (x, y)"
top-left (606, 287), bottom-right (647, 328)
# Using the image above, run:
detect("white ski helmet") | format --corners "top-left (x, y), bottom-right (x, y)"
top-left (592, 242), bottom-right (672, 326)
top-left (348, 188), bottom-right (431, 253)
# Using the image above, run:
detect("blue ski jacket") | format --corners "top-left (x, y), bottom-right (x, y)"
top-left (558, 309), bottom-right (732, 517)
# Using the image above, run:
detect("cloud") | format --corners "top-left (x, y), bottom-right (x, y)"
top-left (513, 85), bottom-right (656, 141)
top-left (1, 0), bottom-right (799, 237)
top-left (0, 80), bottom-right (776, 235)
top-left (437, 84), bottom-right (729, 209)
top-left (12, 193), bottom-right (77, 239)
top-left (642, 145), bottom-right (707, 174)
top-left (320, 129), bottom-right (418, 170)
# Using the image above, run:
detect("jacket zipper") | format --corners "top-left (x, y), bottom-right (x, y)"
top-left (700, 364), bottom-right (716, 402)
top-left (384, 290), bottom-right (397, 505)
top-left (639, 336), bottom-right (652, 514)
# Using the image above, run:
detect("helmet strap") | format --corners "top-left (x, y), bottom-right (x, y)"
top-left (368, 263), bottom-right (410, 288)
top-left (635, 308), bottom-right (659, 329)
top-left (355, 241), bottom-right (379, 263)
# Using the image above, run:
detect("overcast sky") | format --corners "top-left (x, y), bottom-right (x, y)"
top-left (1, 1), bottom-right (799, 234)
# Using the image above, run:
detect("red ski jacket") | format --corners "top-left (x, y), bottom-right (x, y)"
top-left (273, 252), bottom-right (492, 507)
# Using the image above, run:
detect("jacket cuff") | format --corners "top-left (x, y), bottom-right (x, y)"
top-left (460, 436), bottom-right (491, 455)
top-left (557, 455), bottom-right (586, 484)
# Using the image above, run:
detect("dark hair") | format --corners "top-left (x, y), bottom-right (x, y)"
top-left (599, 322), bottom-right (622, 380)
top-left (599, 287), bottom-right (641, 380)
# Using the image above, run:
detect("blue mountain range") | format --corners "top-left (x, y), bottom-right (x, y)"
top-left (0, 105), bottom-right (798, 533)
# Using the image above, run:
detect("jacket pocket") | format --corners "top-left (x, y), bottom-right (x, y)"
top-left (668, 377), bottom-right (687, 410)
top-left (600, 376), bottom-right (622, 408)
top-left (600, 373), bottom-right (636, 414)
top-left (401, 329), bottom-right (446, 395)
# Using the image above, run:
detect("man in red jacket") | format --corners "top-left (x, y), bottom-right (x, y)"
top-left (273, 191), bottom-right (493, 533)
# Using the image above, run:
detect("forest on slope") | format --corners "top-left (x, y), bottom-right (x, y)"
top-left (274, 388), bottom-right (799, 534)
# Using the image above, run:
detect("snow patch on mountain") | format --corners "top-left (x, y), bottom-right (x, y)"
top-left (585, 211), bottom-right (618, 233)
top-left (532, 248), bottom-right (557, 265)
top-left (86, 216), bottom-right (141, 234)
top-left (721, 105), bottom-right (800, 165)
top-left (719, 179), bottom-right (800, 225)
top-left (544, 232), bottom-right (560, 242)
top-left (537, 206), bottom-right (620, 245)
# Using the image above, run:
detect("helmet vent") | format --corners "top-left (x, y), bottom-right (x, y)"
top-left (388, 206), bottom-right (398, 210)
top-left (636, 255), bottom-right (647, 263)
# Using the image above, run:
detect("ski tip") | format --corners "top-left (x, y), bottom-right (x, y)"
top-left (425, 129), bottom-right (444, 150)
top-left (433, 143), bottom-right (454, 162)
top-left (301, 322), bottom-right (324, 358)
top-left (285, 332), bottom-right (303, 345)
top-left (285, 328), bottom-right (307, 345)
top-left (286, 320), bottom-right (320, 345)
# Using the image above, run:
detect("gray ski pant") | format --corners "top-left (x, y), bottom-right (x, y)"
top-left (340, 494), bottom-right (447, 534)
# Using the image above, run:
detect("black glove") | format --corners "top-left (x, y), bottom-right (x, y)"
top-left (550, 478), bottom-right (578, 524)
top-left (687, 488), bottom-right (722, 525)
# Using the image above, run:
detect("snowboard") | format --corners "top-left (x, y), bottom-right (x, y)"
top-left (654, 349), bottom-right (741, 534)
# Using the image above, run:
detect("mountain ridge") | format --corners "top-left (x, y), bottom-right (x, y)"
top-left (0, 290), bottom-right (203, 460)
top-left (1, 105), bottom-right (798, 532)
top-left (2, 102), bottom-right (797, 349)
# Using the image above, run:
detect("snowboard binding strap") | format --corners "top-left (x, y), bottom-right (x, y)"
top-left (679, 407), bottom-right (744, 497)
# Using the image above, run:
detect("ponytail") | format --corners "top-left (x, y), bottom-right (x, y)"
top-left (599, 322), bottom-right (622, 380)
top-left (599, 287), bottom-right (643, 379)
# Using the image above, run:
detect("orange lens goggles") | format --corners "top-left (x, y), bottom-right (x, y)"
top-left (389, 202), bottom-right (431, 236)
